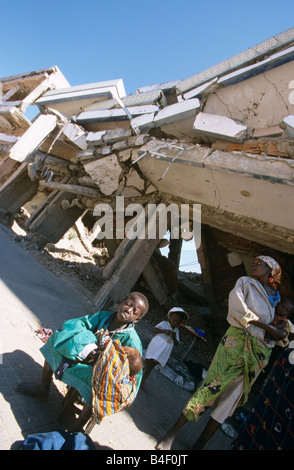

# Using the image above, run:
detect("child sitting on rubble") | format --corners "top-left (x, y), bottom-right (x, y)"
top-left (272, 298), bottom-right (294, 347)
top-left (14, 293), bottom-right (149, 406)
top-left (141, 307), bottom-right (189, 386)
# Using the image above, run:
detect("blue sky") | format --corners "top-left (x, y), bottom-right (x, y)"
top-left (1, 0), bottom-right (293, 95)
top-left (1, 0), bottom-right (293, 272)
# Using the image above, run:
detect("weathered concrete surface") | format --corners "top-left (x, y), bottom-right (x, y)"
top-left (193, 112), bottom-right (247, 141)
top-left (84, 154), bottom-right (122, 195)
top-left (136, 139), bottom-right (294, 254)
top-left (203, 61), bottom-right (294, 130)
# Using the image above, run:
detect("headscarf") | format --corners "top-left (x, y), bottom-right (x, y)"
top-left (256, 255), bottom-right (282, 289)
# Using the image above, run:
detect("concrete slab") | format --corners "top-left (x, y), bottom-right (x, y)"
top-left (193, 112), bottom-right (247, 142)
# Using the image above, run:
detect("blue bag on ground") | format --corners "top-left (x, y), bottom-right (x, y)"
top-left (20, 430), bottom-right (96, 450)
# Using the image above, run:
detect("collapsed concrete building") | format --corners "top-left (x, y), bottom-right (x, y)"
top-left (1, 28), bottom-right (294, 322)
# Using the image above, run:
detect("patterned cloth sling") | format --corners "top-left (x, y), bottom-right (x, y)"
top-left (91, 330), bottom-right (137, 423)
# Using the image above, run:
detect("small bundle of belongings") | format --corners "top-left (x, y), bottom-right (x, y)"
top-left (91, 330), bottom-right (137, 424)
top-left (12, 430), bottom-right (96, 450)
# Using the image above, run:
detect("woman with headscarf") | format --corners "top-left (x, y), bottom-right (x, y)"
top-left (156, 256), bottom-right (287, 450)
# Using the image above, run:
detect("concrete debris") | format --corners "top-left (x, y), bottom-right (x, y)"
top-left (62, 123), bottom-right (87, 150)
top-left (193, 112), bottom-right (247, 142)
top-left (282, 115), bottom-right (294, 138)
top-left (86, 130), bottom-right (106, 146)
top-left (153, 98), bottom-right (200, 127)
top-left (84, 154), bottom-right (122, 196)
top-left (9, 114), bottom-right (57, 162)
top-left (36, 78), bottom-right (126, 118)
top-left (125, 168), bottom-right (145, 191)
top-left (131, 112), bottom-right (156, 133)
top-left (0, 28), bottom-right (294, 316)
top-left (181, 77), bottom-right (218, 100)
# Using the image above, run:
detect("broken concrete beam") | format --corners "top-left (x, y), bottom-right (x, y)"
top-left (78, 176), bottom-right (100, 189)
top-left (127, 104), bottom-right (160, 115)
top-left (83, 154), bottom-right (122, 196)
top-left (94, 215), bottom-right (162, 310)
top-left (74, 216), bottom-right (94, 252)
top-left (0, 157), bottom-right (20, 186)
top-left (2, 84), bottom-right (20, 102)
top-left (112, 140), bottom-right (129, 151)
top-left (0, 140), bottom-right (18, 156)
top-left (0, 133), bottom-right (19, 144)
top-left (95, 146), bottom-right (112, 156)
top-left (142, 261), bottom-right (168, 305)
top-left (253, 125), bottom-right (284, 138)
top-left (193, 112), bottom-right (247, 142)
top-left (77, 108), bottom-right (130, 125)
top-left (102, 236), bottom-right (137, 281)
top-left (76, 149), bottom-right (96, 161)
top-left (86, 131), bottom-right (106, 146)
top-left (111, 135), bottom-right (150, 151)
top-left (154, 98), bottom-right (200, 126)
top-left (40, 135), bottom-right (79, 162)
top-left (27, 152), bottom-right (69, 182)
top-left (39, 180), bottom-right (101, 198)
top-left (181, 78), bottom-right (218, 100)
top-left (9, 114), bottom-right (57, 162)
top-left (0, 163), bottom-right (38, 217)
top-left (204, 149), bottom-right (294, 181)
top-left (281, 115), bottom-right (294, 138)
top-left (131, 113), bottom-right (155, 133)
top-left (27, 153), bottom-right (47, 180)
top-left (27, 185), bottom-right (84, 244)
top-left (18, 76), bottom-right (52, 113)
top-left (217, 45), bottom-right (294, 88)
top-left (36, 79), bottom-right (125, 119)
top-left (0, 104), bottom-right (31, 130)
top-left (62, 123), bottom-right (87, 150)
top-left (133, 134), bottom-right (151, 147)
top-left (103, 127), bottom-right (132, 144)
top-left (43, 154), bottom-right (71, 169)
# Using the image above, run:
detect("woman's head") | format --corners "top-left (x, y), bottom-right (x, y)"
top-left (252, 256), bottom-right (281, 289)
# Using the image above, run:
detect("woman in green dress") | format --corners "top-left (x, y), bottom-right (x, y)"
top-left (156, 256), bottom-right (287, 450)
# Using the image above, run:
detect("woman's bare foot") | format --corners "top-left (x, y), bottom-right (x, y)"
top-left (155, 413), bottom-right (188, 450)
top-left (155, 432), bottom-right (176, 450)
top-left (14, 383), bottom-right (49, 399)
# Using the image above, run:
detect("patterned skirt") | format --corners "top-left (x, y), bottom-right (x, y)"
top-left (183, 326), bottom-right (271, 421)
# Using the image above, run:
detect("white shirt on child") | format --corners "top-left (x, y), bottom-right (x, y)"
top-left (145, 320), bottom-right (180, 367)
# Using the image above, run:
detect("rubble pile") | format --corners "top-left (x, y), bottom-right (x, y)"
top-left (1, 29), bottom-right (294, 363)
